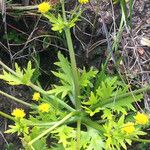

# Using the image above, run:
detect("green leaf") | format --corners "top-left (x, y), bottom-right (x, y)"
top-left (118, 114), bottom-right (125, 125)
top-left (5, 121), bottom-right (29, 135)
top-left (125, 139), bottom-right (132, 145)
top-left (31, 54), bottom-right (41, 83)
top-left (55, 52), bottom-right (72, 78)
top-left (30, 127), bottom-right (48, 150)
top-left (120, 140), bottom-right (127, 149)
top-left (79, 67), bottom-right (98, 88)
top-left (51, 125), bottom-right (75, 148)
top-left (48, 85), bottom-right (71, 99)
top-left (89, 76), bottom-right (143, 114)
top-left (22, 127), bottom-right (48, 150)
top-left (102, 109), bottom-right (113, 120)
top-left (22, 61), bottom-right (35, 84)
top-left (47, 52), bottom-right (73, 99)
top-left (52, 71), bottom-right (72, 85)
top-left (105, 94), bottom-right (143, 114)
top-left (6, 143), bottom-right (14, 150)
top-left (0, 61), bottom-right (35, 85)
top-left (51, 144), bottom-right (65, 150)
top-left (0, 70), bottom-right (22, 85)
top-left (15, 63), bottom-right (23, 77)
top-left (44, 14), bottom-right (66, 33)
top-left (83, 91), bottom-right (98, 105)
top-left (87, 128), bottom-right (105, 150)
top-left (136, 130), bottom-right (147, 136)
top-left (5, 125), bottom-right (19, 134)
top-left (83, 106), bottom-right (100, 116)
top-left (96, 77), bottom-right (118, 99)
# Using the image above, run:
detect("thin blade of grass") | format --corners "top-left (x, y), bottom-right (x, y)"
top-left (129, 0), bottom-right (134, 29)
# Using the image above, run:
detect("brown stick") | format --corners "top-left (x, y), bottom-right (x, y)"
top-left (6, 4), bottom-right (38, 11)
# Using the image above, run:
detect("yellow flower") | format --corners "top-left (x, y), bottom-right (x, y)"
top-left (78, 0), bottom-right (89, 4)
top-left (32, 92), bottom-right (41, 101)
top-left (12, 108), bottom-right (26, 118)
top-left (122, 122), bottom-right (135, 134)
top-left (134, 112), bottom-right (149, 125)
top-left (38, 2), bottom-right (51, 13)
top-left (38, 103), bottom-right (50, 113)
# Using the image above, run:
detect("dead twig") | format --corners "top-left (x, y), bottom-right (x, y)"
top-left (6, 4), bottom-right (38, 11)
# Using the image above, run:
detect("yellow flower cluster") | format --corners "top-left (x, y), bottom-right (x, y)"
top-left (78, 0), bottom-right (89, 4)
top-left (122, 122), bottom-right (135, 134)
top-left (12, 108), bottom-right (26, 119)
top-left (122, 112), bottom-right (149, 134)
top-left (135, 112), bottom-right (149, 125)
top-left (32, 92), bottom-right (41, 101)
top-left (38, 2), bottom-right (51, 13)
top-left (38, 103), bottom-right (50, 113)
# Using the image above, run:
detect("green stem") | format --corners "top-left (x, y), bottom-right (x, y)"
top-left (27, 115), bottom-right (79, 127)
top-left (112, 15), bottom-right (124, 52)
top-left (82, 117), bottom-right (104, 133)
top-left (65, 28), bottom-right (80, 108)
top-left (61, 0), bottom-right (80, 110)
top-left (92, 85), bottom-right (150, 109)
top-left (0, 90), bottom-right (34, 108)
top-left (120, 0), bottom-right (127, 25)
top-left (129, 0), bottom-right (133, 29)
top-left (0, 111), bottom-right (14, 121)
top-left (61, 1), bottom-right (81, 149)
top-left (76, 119), bottom-right (81, 150)
top-left (28, 112), bottom-right (75, 145)
top-left (0, 60), bottom-right (18, 76)
top-left (29, 83), bottom-right (75, 112)
top-left (131, 138), bottom-right (150, 143)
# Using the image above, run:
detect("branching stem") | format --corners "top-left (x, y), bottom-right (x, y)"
top-left (28, 112), bottom-right (75, 145)
top-left (61, 1), bottom-right (81, 149)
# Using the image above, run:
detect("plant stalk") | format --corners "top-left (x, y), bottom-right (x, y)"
top-left (61, 0), bottom-right (80, 110)
top-left (28, 112), bottom-right (75, 145)
top-left (0, 60), bottom-right (18, 76)
top-left (64, 28), bottom-right (81, 108)
top-left (0, 90), bottom-right (34, 108)
top-left (0, 111), bottom-right (14, 121)
top-left (61, 1), bottom-right (81, 150)
top-left (29, 83), bottom-right (75, 112)
top-left (82, 117), bottom-right (104, 133)
top-left (131, 138), bottom-right (150, 143)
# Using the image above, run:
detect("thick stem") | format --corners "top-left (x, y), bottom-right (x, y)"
top-left (64, 28), bottom-right (80, 109)
top-left (28, 112), bottom-right (75, 145)
top-left (61, 1), bottom-right (81, 150)
top-left (29, 83), bottom-right (75, 112)
top-left (27, 116), bottom-right (78, 127)
top-left (61, 0), bottom-right (80, 110)
top-left (82, 117), bottom-right (104, 133)
top-left (0, 111), bottom-right (14, 121)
